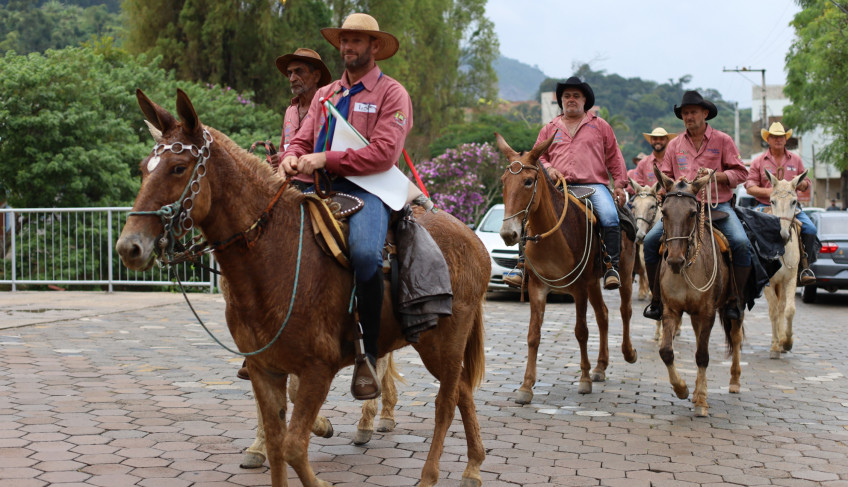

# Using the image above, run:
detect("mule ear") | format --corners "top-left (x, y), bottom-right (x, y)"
top-left (628, 177), bottom-right (642, 194)
top-left (653, 164), bottom-right (673, 191)
top-left (651, 181), bottom-right (661, 194)
top-left (175, 88), bottom-right (201, 135)
top-left (790, 169), bottom-right (808, 188)
top-left (528, 135), bottom-right (555, 163)
top-left (692, 172), bottom-right (711, 193)
top-left (143, 120), bottom-right (163, 143)
top-left (494, 132), bottom-right (519, 161)
top-left (137, 88), bottom-right (176, 134)
top-left (765, 169), bottom-right (779, 187)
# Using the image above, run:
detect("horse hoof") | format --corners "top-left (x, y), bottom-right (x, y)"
top-left (782, 340), bottom-right (793, 352)
top-left (694, 406), bottom-right (709, 417)
top-left (578, 381), bottom-right (592, 394)
top-left (769, 350), bottom-right (781, 360)
top-left (729, 383), bottom-right (740, 394)
top-left (376, 418), bottom-right (396, 432)
top-left (514, 390), bottom-right (533, 404)
top-left (673, 384), bottom-right (689, 400)
top-left (353, 429), bottom-right (373, 445)
top-left (239, 451), bottom-right (266, 469)
top-left (624, 348), bottom-right (638, 364)
top-left (591, 371), bottom-right (606, 383)
top-left (460, 477), bottom-right (483, 487)
top-left (321, 422), bottom-right (334, 438)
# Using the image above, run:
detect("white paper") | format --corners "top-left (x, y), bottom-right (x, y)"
top-left (325, 101), bottom-right (414, 210)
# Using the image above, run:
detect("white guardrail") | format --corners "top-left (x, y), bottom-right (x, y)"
top-left (0, 207), bottom-right (217, 292)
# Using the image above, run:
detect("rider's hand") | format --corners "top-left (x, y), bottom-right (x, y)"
top-left (280, 155), bottom-right (299, 176)
top-left (546, 167), bottom-right (564, 181)
top-left (296, 153), bottom-right (327, 176)
top-left (613, 187), bottom-right (627, 206)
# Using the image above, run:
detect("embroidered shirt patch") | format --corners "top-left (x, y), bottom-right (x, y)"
top-left (393, 111), bottom-right (407, 127)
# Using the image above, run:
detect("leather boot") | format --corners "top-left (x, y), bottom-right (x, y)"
top-left (351, 273), bottom-right (383, 400)
top-left (798, 233), bottom-right (817, 286)
top-left (725, 265), bottom-right (751, 321)
top-left (503, 259), bottom-right (524, 288)
top-left (602, 226), bottom-right (621, 290)
top-left (643, 262), bottom-right (662, 320)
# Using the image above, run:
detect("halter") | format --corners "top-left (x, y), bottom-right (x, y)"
top-left (632, 190), bottom-right (659, 227)
top-left (502, 159), bottom-right (594, 288)
top-left (129, 129), bottom-right (214, 259)
top-left (662, 177), bottom-right (719, 292)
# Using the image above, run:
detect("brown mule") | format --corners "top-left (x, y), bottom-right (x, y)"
top-left (117, 89), bottom-right (490, 487)
top-left (653, 166), bottom-right (744, 417)
top-left (496, 133), bottom-right (637, 404)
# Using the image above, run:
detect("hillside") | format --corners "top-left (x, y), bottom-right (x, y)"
top-left (496, 55), bottom-right (547, 102)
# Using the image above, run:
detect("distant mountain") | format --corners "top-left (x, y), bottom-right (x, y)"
top-left (496, 55), bottom-right (548, 102)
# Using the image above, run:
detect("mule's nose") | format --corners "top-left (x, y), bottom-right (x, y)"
top-left (116, 234), bottom-right (150, 270)
top-left (499, 229), bottom-right (518, 246)
top-left (666, 256), bottom-right (684, 274)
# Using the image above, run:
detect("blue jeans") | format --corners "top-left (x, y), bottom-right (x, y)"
top-left (754, 203), bottom-right (816, 235)
top-left (644, 201), bottom-right (752, 266)
top-left (306, 178), bottom-right (390, 283)
top-left (580, 183), bottom-right (619, 227)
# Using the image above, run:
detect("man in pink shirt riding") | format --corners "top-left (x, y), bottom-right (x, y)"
top-left (631, 127), bottom-right (676, 189)
top-left (505, 76), bottom-right (628, 290)
top-left (276, 48), bottom-right (332, 160)
top-left (642, 91), bottom-right (751, 321)
top-left (745, 122), bottom-right (816, 285)
top-left (281, 13), bottom-right (412, 400)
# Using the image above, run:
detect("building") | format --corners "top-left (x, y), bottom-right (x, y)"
top-left (750, 84), bottom-right (839, 208)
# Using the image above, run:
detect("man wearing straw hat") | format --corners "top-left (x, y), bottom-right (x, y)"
top-left (276, 48), bottom-right (332, 155)
top-left (281, 13), bottom-right (412, 400)
top-left (642, 90), bottom-right (751, 321)
top-left (631, 127), bottom-right (677, 189)
top-left (745, 122), bottom-right (817, 285)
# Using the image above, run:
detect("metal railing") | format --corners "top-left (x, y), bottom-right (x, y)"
top-left (0, 207), bottom-right (217, 292)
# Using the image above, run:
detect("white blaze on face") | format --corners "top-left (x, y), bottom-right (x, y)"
top-left (147, 155), bottom-right (161, 172)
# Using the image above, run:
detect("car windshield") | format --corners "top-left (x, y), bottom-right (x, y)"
top-left (479, 207), bottom-right (505, 233)
top-left (817, 214), bottom-right (848, 235)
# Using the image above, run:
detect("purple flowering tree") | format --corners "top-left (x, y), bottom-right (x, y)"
top-left (416, 142), bottom-right (504, 225)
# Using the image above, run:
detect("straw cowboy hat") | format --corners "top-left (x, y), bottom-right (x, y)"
top-left (642, 127), bottom-right (678, 144)
top-left (673, 90), bottom-right (718, 120)
top-left (761, 122), bottom-right (793, 143)
top-left (321, 13), bottom-right (399, 61)
top-left (275, 48), bottom-right (332, 87)
top-left (556, 76), bottom-right (595, 111)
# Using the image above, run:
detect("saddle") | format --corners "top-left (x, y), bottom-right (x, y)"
top-left (562, 185), bottom-right (638, 242)
top-left (302, 192), bottom-right (364, 269)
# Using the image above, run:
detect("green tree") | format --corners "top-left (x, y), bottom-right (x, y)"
top-left (0, 1), bottom-right (121, 54)
top-left (784, 0), bottom-right (848, 205)
top-left (0, 40), bottom-right (280, 208)
top-left (428, 113), bottom-right (541, 157)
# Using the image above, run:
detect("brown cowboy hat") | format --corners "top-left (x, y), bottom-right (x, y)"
top-left (321, 13), bottom-right (399, 61)
top-left (275, 48), bottom-right (332, 87)
top-left (673, 90), bottom-right (718, 120)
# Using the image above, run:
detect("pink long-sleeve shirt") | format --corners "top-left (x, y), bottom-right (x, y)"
top-left (283, 65), bottom-right (412, 179)
top-left (279, 96), bottom-right (312, 150)
top-left (659, 125), bottom-right (748, 203)
top-left (744, 149), bottom-right (808, 205)
top-left (535, 113), bottom-right (627, 189)
top-left (632, 153), bottom-right (660, 187)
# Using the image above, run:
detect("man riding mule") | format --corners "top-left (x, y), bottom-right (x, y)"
top-left (745, 122), bottom-right (817, 286)
top-left (280, 13), bottom-right (413, 400)
top-left (643, 90), bottom-right (752, 321)
top-left (504, 76), bottom-right (629, 290)
top-left (631, 127), bottom-right (676, 190)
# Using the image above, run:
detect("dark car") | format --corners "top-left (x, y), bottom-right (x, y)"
top-left (803, 212), bottom-right (848, 303)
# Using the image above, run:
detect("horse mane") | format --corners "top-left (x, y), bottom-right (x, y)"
top-left (204, 126), bottom-right (286, 191)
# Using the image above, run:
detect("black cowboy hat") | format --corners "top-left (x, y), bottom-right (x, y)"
top-left (673, 90), bottom-right (718, 120)
top-left (556, 76), bottom-right (595, 111)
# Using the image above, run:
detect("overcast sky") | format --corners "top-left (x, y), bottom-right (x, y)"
top-left (485, 0), bottom-right (800, 109)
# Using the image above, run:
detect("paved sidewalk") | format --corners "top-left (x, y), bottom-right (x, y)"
top-left (1, 290), bottom-right (848, 486)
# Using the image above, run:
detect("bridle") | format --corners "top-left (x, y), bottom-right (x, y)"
top-left (662, 179), bottom-right (719, 292)
top-left (502, 159), bottom-right (594, 288)
top-left (632, 190), bottom-right (659, 228)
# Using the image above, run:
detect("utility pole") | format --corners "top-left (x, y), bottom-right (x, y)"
top-left (723, 67), bottom-right (768, 136)
top-left (734, 101), bottom-right (740, 149)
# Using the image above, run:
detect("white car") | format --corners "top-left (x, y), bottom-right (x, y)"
top-left (473, 204), bottom-right (520, 291)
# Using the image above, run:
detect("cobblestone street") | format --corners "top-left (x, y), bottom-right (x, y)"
top-left (1, 289), bottom-right (848, 486)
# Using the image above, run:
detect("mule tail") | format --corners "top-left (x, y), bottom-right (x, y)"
top-left (385, 351), bottom-right (407, 385)
top-left (719, 313), bottom-right (745, 357)
top-left (462, 301), bottom-right (486, 390)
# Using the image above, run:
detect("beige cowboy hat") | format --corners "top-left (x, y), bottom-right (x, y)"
top-left (642, 127), bottom-right (678, 144)
top-left (761, 122), bottom-right (793, 143)
top-left (275, 48), bottom-right (332, 87)
top-left (321, 13), bottom-right (399, 61)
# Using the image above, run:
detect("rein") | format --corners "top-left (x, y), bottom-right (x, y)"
top-left (128, 130), bottom-right (304, 357)
top-left (504, 159), bottom-right (594, 288)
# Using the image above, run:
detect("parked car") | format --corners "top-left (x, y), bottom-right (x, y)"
top-left (473, 204), bottom-right (520, 292)
top-left (734, 184), bottom-right (758, 209)
top-left (802, 212), bottom-right (848, 303)
top-left (801, 206), bottom-right (825, 218)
